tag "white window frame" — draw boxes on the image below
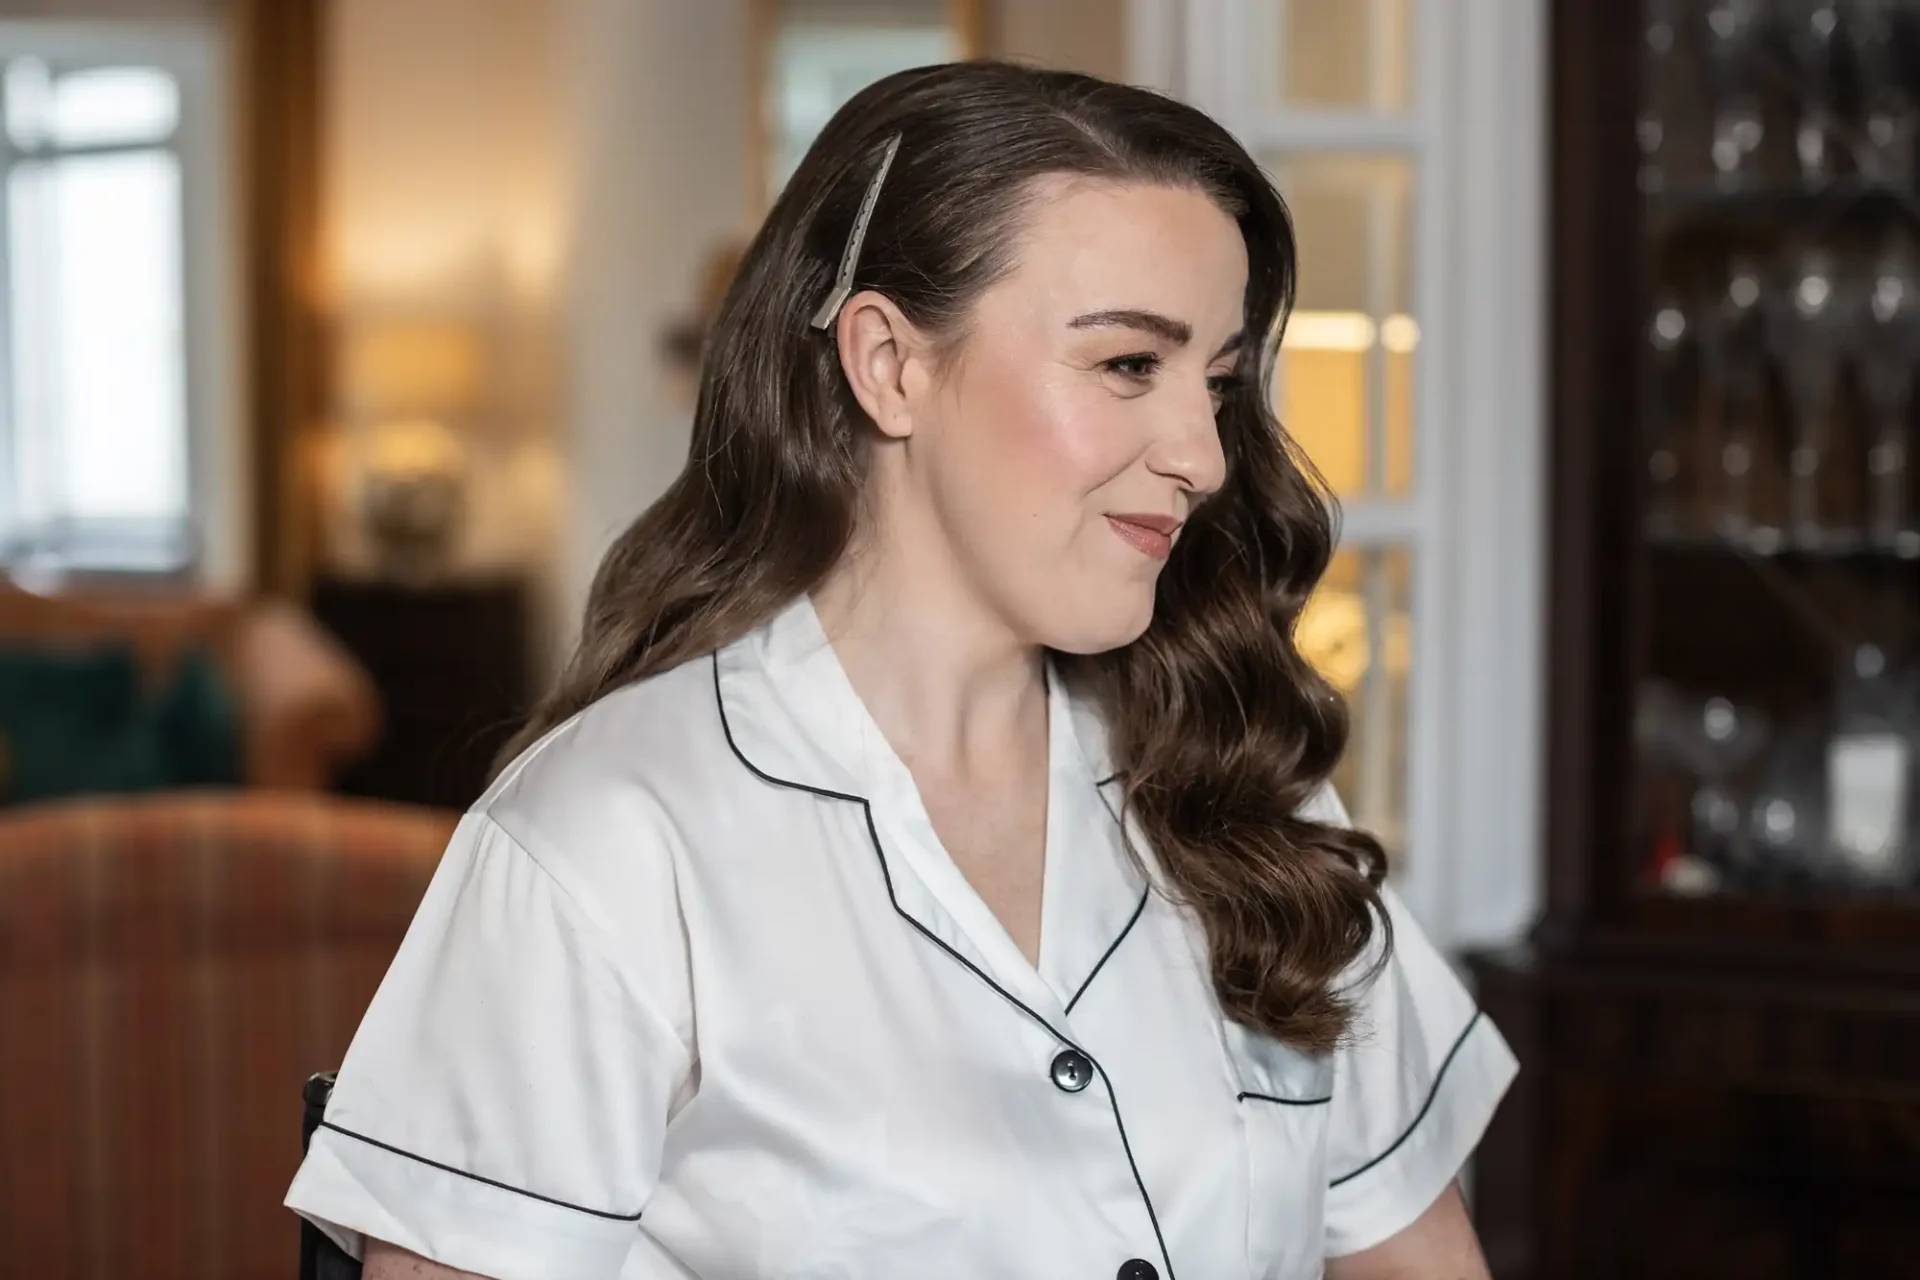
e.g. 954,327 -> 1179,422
1127,0 -> 1547,951
0,18 -> 242,591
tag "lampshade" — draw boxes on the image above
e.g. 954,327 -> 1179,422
341,319 -> 483,420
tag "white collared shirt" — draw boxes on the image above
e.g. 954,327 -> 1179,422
287,595 -> 1516,1280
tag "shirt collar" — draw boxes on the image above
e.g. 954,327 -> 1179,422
714,592 -> 879,801
713,595 -> 1150,1015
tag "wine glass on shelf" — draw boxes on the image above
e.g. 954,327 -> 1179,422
1645,292 -> 1698,537
1749,708 -> 1827,888
1767,246 -> 1847,550
1640,0 -> 1688,192
1855,236 -> 1920,556
1704,0 -> 1771,190
1784,0 -> 1844,183
1638,683 -> 1710,892
1672,691 -> 1773,883
1750,644 -> 1920,892
1707,257 -> 1771,544
1844,0 -> 1917,185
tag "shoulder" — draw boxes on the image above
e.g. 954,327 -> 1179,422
1296,779 -> 1352,828
467,653 -> 736,932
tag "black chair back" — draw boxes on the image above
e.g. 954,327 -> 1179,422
299,1073 -> 366,1280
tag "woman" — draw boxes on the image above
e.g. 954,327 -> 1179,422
287,61 -> 1516,1280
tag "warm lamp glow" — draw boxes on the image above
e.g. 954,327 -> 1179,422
342,320 -> 483,420
365,417 -> 464,478
1279,309 -> 1420,497
1283,309 -> 1421,353
1297,583 -> 1413,692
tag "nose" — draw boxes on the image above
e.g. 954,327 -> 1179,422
1145,381 -> 1228,497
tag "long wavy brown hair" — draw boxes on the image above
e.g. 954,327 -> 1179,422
500,61 -> 1388,1053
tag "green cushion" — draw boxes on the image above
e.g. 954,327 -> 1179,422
0,643 -> 242,805
0,643 -> 139,733
153,646 -> 243,788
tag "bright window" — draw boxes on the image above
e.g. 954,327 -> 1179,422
0,25 -> 225,581
1140,0 -> 1547,948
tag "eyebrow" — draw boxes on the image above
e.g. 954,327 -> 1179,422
1068,308 -> 1245,358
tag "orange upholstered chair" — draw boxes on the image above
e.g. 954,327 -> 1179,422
0,791 -> 455,1279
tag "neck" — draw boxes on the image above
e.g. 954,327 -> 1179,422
811,497 -> 1047,780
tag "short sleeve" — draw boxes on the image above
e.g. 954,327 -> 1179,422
1303,786 -> 1520,1257
284,809 -> 694,1280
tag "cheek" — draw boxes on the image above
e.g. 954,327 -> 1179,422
929,366 -> 1162,649
963,371 -> 1134,515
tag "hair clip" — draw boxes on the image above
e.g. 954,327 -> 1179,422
809,132 -> 904,331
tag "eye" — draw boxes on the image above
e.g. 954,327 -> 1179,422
1207,371 -> 1245,411
1102,352 -> 1162,381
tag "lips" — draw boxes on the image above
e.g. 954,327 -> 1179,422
1107,513 -> 1181,560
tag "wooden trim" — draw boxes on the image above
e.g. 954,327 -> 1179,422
229,0 -> 330,598
949,0 -> 991,57
1539,0 -> 1642,942
746,1 -> 994,215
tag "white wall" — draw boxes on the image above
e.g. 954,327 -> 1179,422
328,0 -> 568,311
557,0 -> 750,650
327,0 -> 573,659
998,0 -> 1127,81
327,0 -> 754,664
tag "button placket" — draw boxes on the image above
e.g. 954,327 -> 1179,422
1043,1050 -> 1164,1277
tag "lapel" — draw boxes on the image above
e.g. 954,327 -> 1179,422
1040,678 -> 1153,1017
713,596 -> 1152,1021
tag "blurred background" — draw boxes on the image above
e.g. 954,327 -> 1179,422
0,0 -> 1916,1277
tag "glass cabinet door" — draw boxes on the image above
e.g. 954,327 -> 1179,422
1631,0 -> 1920,903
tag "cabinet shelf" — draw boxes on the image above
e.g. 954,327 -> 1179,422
1643,178 -> 1919,218
1643,529 -> 1920,564
1643,527 -> 1920,565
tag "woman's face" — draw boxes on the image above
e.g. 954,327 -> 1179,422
895,177 -> 1247,655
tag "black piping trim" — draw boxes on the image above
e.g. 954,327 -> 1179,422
1327,1010 -> 1486,1190
1065,885 -> 1148,1015
316,1121 -> 645,1222
710,653 -> 1177,1280
1069,767 -> 1148,1017
1237,1090 -> 1333,1106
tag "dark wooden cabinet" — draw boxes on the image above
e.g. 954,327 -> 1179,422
1469,2 -> 1920,1276
311,575 -> 535,811
1472,946 -> 1920,1279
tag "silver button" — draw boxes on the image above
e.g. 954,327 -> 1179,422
1049,1048 -> 1094,1093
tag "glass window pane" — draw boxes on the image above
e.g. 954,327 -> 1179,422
770,20 -> 956,196
1282,337 -> 1367,492
1268,152 -> 1417,497
4,57 -> 53,150
4,60 -> 178,149
7,149 -> 188,536
1297,545 -> 1413,866
53,66 -> 180,148
1272,0 -> 1414,112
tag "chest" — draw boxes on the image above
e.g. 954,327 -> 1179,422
915,768 -> 1049,960
645,795 -> 1337,1280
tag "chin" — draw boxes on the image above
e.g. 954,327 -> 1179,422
1033,586 -> 1158,656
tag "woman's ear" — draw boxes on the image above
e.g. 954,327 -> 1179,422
834,290 -> 927,441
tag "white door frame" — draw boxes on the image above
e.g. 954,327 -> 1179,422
1127,0 -> 1548,951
